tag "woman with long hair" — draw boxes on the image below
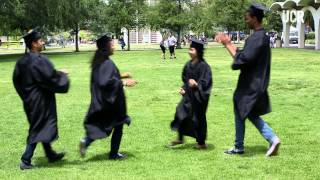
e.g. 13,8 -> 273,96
80,35 -> 137,160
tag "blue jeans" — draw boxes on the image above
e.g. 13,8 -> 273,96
234,112 -> 277,150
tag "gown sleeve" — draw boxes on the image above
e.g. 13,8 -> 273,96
98,60 -> 123,104
194,63 -> 212,103
31,56 -> 69,93
232,33 -> 265,70
181,62 -> 188,91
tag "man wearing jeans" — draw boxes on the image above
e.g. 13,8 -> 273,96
215,3 -> 280,156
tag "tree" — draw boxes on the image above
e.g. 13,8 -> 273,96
147,0 -> 192,49
60,0 -> 91,52
0,0 -> 25,46
187,0 -> 219,38
210,0 -> 248,34
85,0 -> 110,35
264,11 -> 282,33
105,0 -> 147,51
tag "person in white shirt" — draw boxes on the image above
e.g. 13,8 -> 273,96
270,35 -> 275,48
168,34 -> 177,59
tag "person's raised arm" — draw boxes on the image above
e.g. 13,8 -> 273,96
215,32 -> 237,58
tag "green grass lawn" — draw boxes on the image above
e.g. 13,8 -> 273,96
0,43 -> 174,55
0,46 -> 320,179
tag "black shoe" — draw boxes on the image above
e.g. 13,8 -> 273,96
48,152 -> 65,163
109,153 -> 126,160
20,161 -> 34,170
194,143 -> 208,150
224,148 -> 244,155
169,140 -> 184,147
79,139 -> 87,157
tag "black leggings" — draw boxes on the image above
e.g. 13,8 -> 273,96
160,45 -> 166,53
21,143 -> 57,164
169,46 -> 175,54
85,124 -> 124,155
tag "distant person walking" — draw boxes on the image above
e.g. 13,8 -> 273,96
160,38 -> 168,60
168,33 -> 177,59
119,36 -> 126,51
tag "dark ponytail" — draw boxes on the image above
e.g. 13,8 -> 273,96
91,49 -> 110,69
91,35 -> 112,69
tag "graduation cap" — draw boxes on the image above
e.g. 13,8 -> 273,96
190,38 -> 205,60
96,34 -> 112,50
190,38 -> 205,51
22,28 -> 42,47
248,3 -> 269,17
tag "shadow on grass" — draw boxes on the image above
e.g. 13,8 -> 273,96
30,151 -> 136,169
240,145 -> 267,157
33,157 -> 82,169
165,143 -> 215,151
0,50 -> 95,63
85,151 -> 136,162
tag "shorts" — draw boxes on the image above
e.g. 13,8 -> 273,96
169,46 -> 175,54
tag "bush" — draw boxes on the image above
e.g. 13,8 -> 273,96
306,32 -> 315,40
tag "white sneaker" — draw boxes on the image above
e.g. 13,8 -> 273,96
266,137 -> 281,157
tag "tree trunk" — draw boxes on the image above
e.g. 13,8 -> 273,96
7,36 -> 9,48
176,26 -> 182,49
176,0 -> 182,49
127,28 -> 130,51
75,27 -> 80,52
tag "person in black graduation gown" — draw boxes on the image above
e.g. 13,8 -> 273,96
170,38 -> 212,149
79,35 -> 137,160
13,29 -> 70,170
215,3 -> 281,156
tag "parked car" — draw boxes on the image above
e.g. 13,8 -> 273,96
230,32 -> 246,41
289,31 -> 298,44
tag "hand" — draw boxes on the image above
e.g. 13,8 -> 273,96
179,88 -> 186,95
59,69 -> 69,75
188,79 -> 198,88
215,32 -> 231,45
121,72 -> 131,78
124,79 -> 137,87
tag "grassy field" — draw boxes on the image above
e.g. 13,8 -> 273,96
0,43 -> 170,55
0,46 -> 320,179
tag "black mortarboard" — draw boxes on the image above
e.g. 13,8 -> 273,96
96,34 -> 112,50
190,38 -> 205,60
190,38 -> 204,51
248,3 -> 269,17
22,28 -> 42,47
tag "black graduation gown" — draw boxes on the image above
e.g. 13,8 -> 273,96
13,52 -> 70,144
84,59 -> 131,140
171,60 -> 212,139
232,28 -> 271,120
